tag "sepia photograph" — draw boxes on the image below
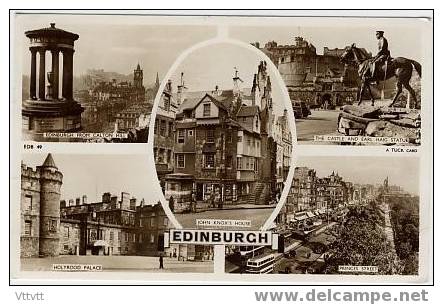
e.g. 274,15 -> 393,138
17,15 -> 217,142
225,156 -> 420,275
9,11 -> 432,286
19,153 -> 213,273
151,42 -> 295,230
231,25 -> 423,145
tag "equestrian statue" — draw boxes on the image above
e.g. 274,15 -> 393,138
340,31 -> 421,108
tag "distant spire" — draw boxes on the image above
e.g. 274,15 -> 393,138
42,153 -> 57,168
155,72 -> 160,86
136,63 -> 141,70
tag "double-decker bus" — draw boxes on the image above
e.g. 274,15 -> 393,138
245,250 -> 275,274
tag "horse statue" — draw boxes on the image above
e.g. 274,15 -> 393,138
340,43 -> 421,108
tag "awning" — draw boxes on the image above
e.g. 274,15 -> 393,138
93,240 -> 108,247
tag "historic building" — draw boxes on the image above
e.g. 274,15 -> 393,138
22,23 -> 84,141
253,37 -> 367,109
162,61 -> 291,211
21,154 -> 171,258
79,63 -> 148,136
21,154 -> 63,257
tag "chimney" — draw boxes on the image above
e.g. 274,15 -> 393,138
68,199 -> 74,207
130,198 -> 137,210
82,195 -> 88,204
121,192 -> 130,210
110,195 -> 118,209
75,198 -> 81,206
60,200 -> 66,208
102,192 -> 111,203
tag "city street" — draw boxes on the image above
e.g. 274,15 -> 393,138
21,255 -> 213,273
295,110 -> 340,143
176,206 -> 275,230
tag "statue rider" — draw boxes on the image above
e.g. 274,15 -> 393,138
370,30 -> 390,79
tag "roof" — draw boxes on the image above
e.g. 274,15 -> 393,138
237,105 -> 259,117
42,153 -> 57,168
25,23 -> 79,41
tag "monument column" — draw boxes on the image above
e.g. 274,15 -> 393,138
62,49 -> 74,100
30,48 -> 37,100
51,49 -> 59,99
38,49 -> 46,100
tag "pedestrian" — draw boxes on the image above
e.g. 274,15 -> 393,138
159,254 -> 164,269
210,192 -> 215,208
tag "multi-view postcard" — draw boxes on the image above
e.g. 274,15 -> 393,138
10,11 -> 433,284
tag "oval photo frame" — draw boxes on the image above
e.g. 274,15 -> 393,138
147,37 -> 297,231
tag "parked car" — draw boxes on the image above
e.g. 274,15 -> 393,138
299,101 -> 311,117
292,101 -> 304,119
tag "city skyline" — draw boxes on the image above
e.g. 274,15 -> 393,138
18,15 -> 217,84
297,156 -> 419,195
22,154 -> 160,205
230,24 -> 424,62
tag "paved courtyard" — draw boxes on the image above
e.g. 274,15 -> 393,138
296,110 -> 340,143
21,255 -> 213,273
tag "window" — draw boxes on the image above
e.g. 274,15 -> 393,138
163,218 -> 168,226
150,217 -> 155,227
242,117 -> 247,122
118,232 -> 121,241
237,135 -> 242,143
24,195 -> 32,211
237,157 -> 242,169
150,233 -> 155,243
168,122 -> 173,136
188,130 -> 194,137
206,129 -> 215,143
63,226 -> 69,239
176,154 -> 185,168
177,129 -> 185,143
154,119 -> 158,135
255,117 -> 259,129
110,231 -> 114,241
203,103 -> 211,117
226,155 -> 232,169
160,120 -> 166,136
49,219 -> 57,232
204,154 -> 215,168
63,245 -> 69,251
24,220 -> 31,236
226,131 -> 232,143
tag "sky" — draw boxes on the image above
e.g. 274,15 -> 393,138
230,24 -> 424,62
17,14 -> 217,85
297,156 -> 419,195
22,153 -> 159,205
169,43 -> 288,115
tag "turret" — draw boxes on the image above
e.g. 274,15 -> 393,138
37,153 -> 63,257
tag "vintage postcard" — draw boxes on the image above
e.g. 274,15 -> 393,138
10,11 -> 433,285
